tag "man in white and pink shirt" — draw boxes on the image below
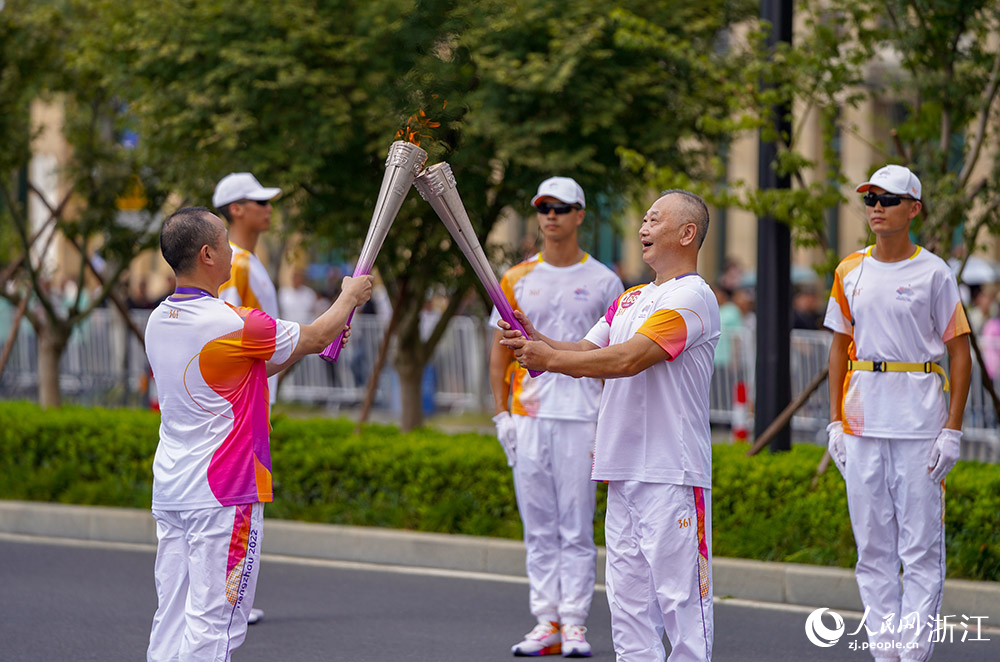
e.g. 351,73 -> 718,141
501,190 -> 720,662
145,207 -> 371,661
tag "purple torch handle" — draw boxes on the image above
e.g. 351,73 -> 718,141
486,283 -> 542,378
318,266 -> 368,363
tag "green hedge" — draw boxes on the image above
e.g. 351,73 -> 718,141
0,401 -> 997,581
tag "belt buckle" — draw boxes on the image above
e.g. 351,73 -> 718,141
872,361 -> 885,372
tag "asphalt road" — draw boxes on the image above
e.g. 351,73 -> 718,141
1,536 -> 995,661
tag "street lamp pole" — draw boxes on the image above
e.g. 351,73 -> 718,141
755,0 -> 794,452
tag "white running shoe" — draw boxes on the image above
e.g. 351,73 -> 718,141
512,621 -> 562,656
560,624 -> 592,657
247,608 -> 264,625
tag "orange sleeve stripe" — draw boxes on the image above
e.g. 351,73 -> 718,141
830,251 -> 865,330
943,301 -> 971,341
636,308 -> 687,360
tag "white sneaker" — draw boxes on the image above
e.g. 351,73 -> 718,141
561,624 -> 592,657
247,608 -> 264,625
512,621 -> 562,656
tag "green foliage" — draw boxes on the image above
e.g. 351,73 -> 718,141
0,401 -> 157,508
628,0 -> 1000,269
103,0 -> 758,428
0,0 -> 169,405
713,444 -> 856,567
2,402 -> 999,580
267,417 -> 524,538
942,460 -> 1000,582
712,444 -> 1000,581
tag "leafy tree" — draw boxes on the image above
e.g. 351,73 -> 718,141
0,0 -> 165,406
628,0 -> 1000,420
632,0 -> 1000,272
109,0 -> 753,429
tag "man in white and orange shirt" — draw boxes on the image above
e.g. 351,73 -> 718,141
489,177 -> 623,657
825,164 -> 971,662
145,207 -> 371,661
213,172 -> 282,410
501,190 -> 719,662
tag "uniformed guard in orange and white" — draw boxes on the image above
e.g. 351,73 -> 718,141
825,164 -> 972,661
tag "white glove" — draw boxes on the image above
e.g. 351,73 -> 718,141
928,428 -> 962,482
492,412 -> 517,467
826,421 -> 846,477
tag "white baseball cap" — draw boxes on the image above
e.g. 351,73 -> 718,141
855,164 -> 921,201
212,172 -> 282,208
531,176 -> 586,209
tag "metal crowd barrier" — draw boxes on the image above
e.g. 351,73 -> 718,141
712,328 -> 1000,462
1,309 -> 997,461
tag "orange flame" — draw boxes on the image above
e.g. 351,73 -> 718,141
394,97 -> 447,147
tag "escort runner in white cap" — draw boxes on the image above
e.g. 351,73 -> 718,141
500,189 -> 720,662
825,163 -> 971,661
212,171 -> 283,626
492,176 -> 623,657
530,176 -> 587,209
854,163 -> 922,201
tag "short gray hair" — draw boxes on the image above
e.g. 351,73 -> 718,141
660,189 -> 710,248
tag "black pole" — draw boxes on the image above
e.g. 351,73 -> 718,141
756,0 -> 793,452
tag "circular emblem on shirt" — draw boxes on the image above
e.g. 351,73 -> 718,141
620,289 -> 642,309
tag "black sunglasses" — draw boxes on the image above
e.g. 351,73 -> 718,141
863,192 -> 916,207
237,199 -> 271,206
535,203 -> 579,215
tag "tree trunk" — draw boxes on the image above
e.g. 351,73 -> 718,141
37,324 -> 70,408
395,349 -> 425,432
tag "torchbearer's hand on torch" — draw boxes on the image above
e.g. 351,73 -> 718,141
499,334 -> 554,374
498,312 -> 553,371
496,310 -> 538,343
510,310 -> 537,341
341,275 -> 374,310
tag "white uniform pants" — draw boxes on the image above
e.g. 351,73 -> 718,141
844,435 -> 945,662
148,503 -> 264,662
512,416 -> 598,625
605,481 -> 713,662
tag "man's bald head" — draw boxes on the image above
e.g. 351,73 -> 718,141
160,207 -> 224,275
660,189 -> 710,248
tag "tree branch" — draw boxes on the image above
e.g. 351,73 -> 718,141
890,129 -> 910,164
0,294 -> 29,379
958,47 -> 1000,187
62,233 -> 146,346
423,280 -> 473,358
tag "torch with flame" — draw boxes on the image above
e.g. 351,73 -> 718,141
319,104 -> 443,362
413,163 -> 543,377
319,140 -> 428,362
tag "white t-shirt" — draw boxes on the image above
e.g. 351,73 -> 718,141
145,292 -> 300,510
490,253 -> 624,421
220,244 -> 281,402
824,246 -> 970,439
585,274 -> 720,487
